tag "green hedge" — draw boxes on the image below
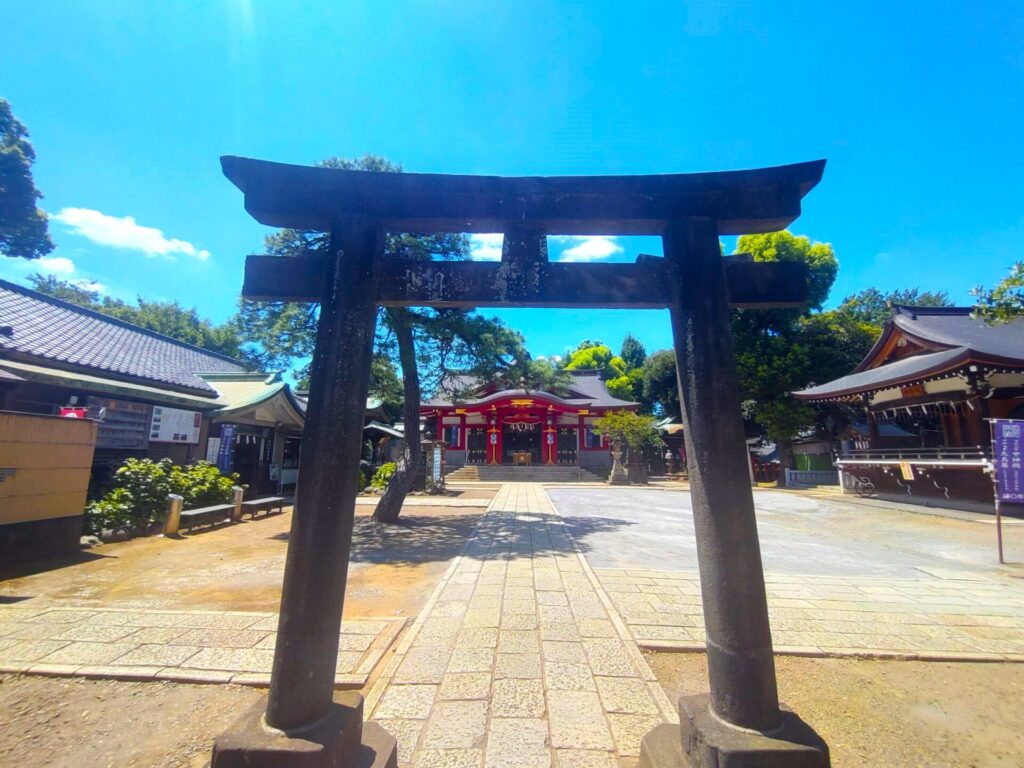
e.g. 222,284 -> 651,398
86,458 -> 242,535
370,462 -> 397,489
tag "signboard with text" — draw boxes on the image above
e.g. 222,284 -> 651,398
149,406 -> 202,444
992,419 -> 1024,503
217,424 -> 236,473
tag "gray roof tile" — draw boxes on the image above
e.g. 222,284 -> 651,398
0,280 -> 244,395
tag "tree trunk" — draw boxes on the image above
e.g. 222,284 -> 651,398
775,441 -> 794,487
372,309 -> 420,524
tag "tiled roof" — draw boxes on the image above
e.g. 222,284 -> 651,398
424,370 -> 637,409
0,279 -> 245,396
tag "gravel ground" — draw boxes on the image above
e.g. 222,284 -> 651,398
647,652 -> 1024,768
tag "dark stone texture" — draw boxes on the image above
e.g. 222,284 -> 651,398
264,220 -> 384,731
211,692 -> 397,768
0,515 -> 83,566
221,155 -> 825,235
242,254 -> 808,309
664,218 -> 780,732
638,694 -> 829,768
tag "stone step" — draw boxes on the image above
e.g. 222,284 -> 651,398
445,465 -> 606,483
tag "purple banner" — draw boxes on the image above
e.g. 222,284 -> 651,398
993,419 -> 1024,503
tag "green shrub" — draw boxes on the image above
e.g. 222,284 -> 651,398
84,458 -> 242,535
370,462 -> 397,488
357,469 -> 368,492
84,487 -> 134,535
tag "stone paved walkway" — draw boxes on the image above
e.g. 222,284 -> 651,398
0,605 -> 403,687
599,568 -> 1024,661
366,483 -> 676,768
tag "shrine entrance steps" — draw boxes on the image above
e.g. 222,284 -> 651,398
446,465 -> 605,483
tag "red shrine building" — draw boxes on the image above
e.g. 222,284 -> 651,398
422,370 -> 638,473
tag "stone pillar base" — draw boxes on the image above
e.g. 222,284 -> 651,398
639,694 -> 829,768
211,692 -> 397,768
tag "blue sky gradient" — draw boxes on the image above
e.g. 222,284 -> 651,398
2,1 -> 1022,359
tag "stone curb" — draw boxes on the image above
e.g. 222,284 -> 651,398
635,639 -> 1024,663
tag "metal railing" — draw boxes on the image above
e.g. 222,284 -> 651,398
838,446 -> 991,462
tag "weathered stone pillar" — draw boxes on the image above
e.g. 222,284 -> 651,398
640,218 -> 828,767
212,218 -> 397,768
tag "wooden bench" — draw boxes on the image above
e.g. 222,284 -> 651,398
241,496 -> 287,519
179,503 -> 235,531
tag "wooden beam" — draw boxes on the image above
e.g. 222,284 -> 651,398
241,255 -> 807,309
221,156 -> 826,236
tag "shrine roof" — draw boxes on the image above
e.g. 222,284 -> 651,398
423,370 -> 637,409
794,306 -> 1024,402
221,156 -> 826,236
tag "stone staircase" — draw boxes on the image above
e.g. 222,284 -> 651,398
445,464 -> 606,483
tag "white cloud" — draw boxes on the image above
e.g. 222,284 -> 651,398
554,235 -> 623,263
469,233 -> 503,261
37,256 -> 76,275
53,208 -> 211,261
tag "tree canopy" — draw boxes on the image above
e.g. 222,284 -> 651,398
972,262 -> 1024,324
0,99 -> 53,260
834,287 -> 952,329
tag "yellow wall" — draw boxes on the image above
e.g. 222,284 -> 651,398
0,412 -> 97,525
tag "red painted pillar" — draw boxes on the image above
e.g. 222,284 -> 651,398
435,410 -> 443,444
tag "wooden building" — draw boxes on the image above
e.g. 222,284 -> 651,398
0,279 -> 305,495
794,305 -> 1024,511
422,370 -> 637,474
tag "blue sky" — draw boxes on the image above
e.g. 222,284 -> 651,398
1,1 -> 1022,361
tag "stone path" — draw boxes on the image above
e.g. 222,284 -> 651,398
366,483 -> 676,768
599,568 -> 1024,661
0,605 -> 404,687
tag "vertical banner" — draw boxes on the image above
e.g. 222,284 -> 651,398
217,424 -> 236,474
992,419 -> 1024,502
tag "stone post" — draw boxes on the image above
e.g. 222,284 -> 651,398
211,218 -> 397,768
163,494 -> 183,536
230,485 -> 244,521
608,441 -> 629,485
639,218 -> 828,767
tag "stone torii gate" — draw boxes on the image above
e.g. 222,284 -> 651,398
211,157 -> 831,768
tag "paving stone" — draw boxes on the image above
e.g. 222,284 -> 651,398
555,750 -> 618,768
0,623 -> 55,641
541,641 -> 587,663
540,623 -> 581,642
499,614 -> 538,630
338,632 -> 376,652
447,647 -> 494,674
421,700 -> 488,749
503,599 -> 537,615
110,643 -> 201,667
494,652 -> 542,679
395,646 -> 454,683
439,672 -> 491,701
51,623 -> 137,643
38,643 -> 138,667
25,609 -> 97,624
335,651 -> 365,672
491,678 -> 546,718
455,627 -> 498,649
544,661 -> 596,691
171,628 -> 268,648
538,606 -> 574,624
462,609 -> 501,629
181,647 -> 276,672
537,591 -> 569,606
414,748 -> 484,768
375,684 -> 438,719
547,690 -> 613,750
583,640 -> 637,677
576,619 -> 616,638
374,718 -> 425,764
497,630 -> 540,654
484,718 -> 550,767
606,713 -> 662,757
122,626 -> 190,644
594,676 -> 660,714
4,639 -> 70,662
170,613 -> 261,630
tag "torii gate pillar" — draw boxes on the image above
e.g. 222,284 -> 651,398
211,156 -> 832,768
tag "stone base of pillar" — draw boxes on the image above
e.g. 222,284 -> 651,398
639,694 -> 829,768
211,692 -> 397,768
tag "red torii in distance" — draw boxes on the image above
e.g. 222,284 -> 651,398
212,157 -> 831,768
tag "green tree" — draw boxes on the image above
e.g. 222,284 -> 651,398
563,342 -> 628,379
972,262 -> 1024,324
641,349 -> 680,419
593,410 -> 661,482
0,99 -> 53,260
620,333 -> 647,370
731,231 -> 840,481
28,274 -> 247,360
834,287 -> 952,329
236,155 -> 523,523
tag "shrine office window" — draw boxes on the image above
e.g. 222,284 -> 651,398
444,425 -> 460,448
584,425 -> 603,449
